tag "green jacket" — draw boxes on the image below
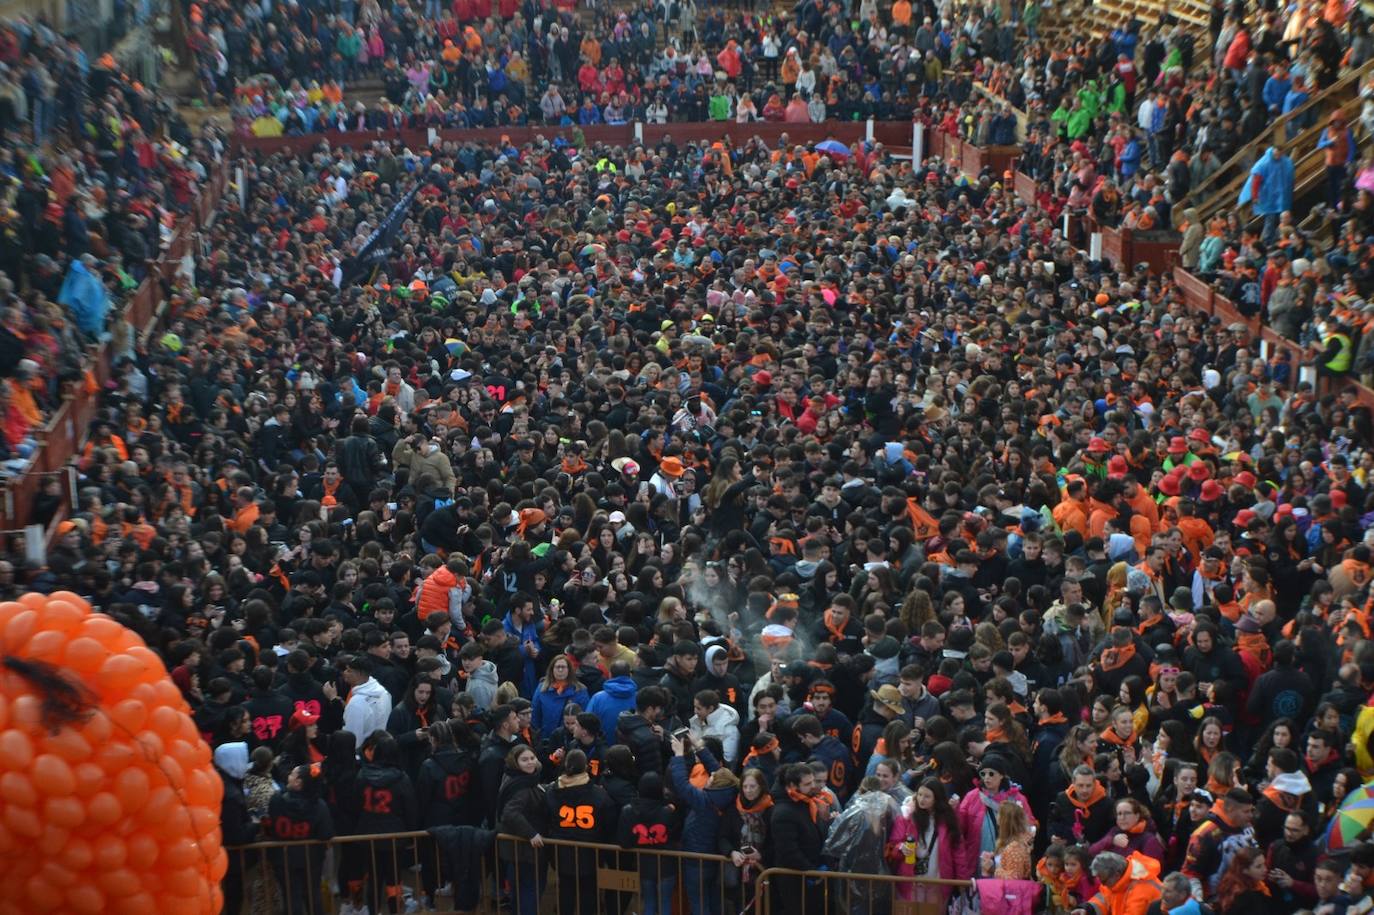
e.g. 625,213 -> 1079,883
709,93 -> 732,121
1067,107 -> 1093,139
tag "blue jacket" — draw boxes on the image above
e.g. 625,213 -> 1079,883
1238,147 -> 1294,215
1120,138 -> 1141,178
808,734 -> 857,801
587,676 -> 638,738
1261,75 -> 1290,110
668,749 -> 737,852
531,682 -> 591,742
502,612 -> 542,698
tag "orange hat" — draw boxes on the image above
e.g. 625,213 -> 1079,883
659,457 -> 685,478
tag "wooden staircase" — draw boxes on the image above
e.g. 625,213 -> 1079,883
1187,59 -> 1373,225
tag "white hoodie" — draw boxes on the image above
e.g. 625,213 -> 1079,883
343,676 -> 393,741
689,703 -> 741,763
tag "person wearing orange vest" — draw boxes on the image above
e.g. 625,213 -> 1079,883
1082,850 -> 1162,915
414,558 -> 470,623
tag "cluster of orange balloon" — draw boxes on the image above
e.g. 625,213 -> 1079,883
0,591 -> 225,914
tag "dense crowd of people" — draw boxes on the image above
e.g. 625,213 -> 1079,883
13,104 -> 1370,915
9,2 -> 1374,915
0,18 -> 225,482
210,0 -> 1011,135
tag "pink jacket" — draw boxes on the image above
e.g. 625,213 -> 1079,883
953,785 -> 1036,880
887,813 -> 959,902
976,878 -> 1043,915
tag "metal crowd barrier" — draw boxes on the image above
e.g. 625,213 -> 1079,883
753,866 -> 972,915
226,831 -> 474,915
491,832 -> 734,915
226,832 -> 972,915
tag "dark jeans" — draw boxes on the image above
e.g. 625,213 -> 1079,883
683,859 -> 723,915
509,857 -> 547,915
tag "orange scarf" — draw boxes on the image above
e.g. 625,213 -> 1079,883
737,793 -> 774,816
1100,642 -> 1137,671
823,609 -> 850,643
1101,726 -> 1137,748
987,725 -> 1009,744
322,478 -> 340,507
1037,858 -> 1075,908
1038,712 -> 1068,726
787,787 -> 827,822
1063,780 -> 1107,811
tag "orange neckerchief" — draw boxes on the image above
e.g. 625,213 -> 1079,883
1101,726 -> 1137,748
743,736 -> 779,769
787,786 -> 826,822
1100,642 -> 1137,671
1037,858 -> 1075,908
737,792 -> 775,815
1038,712 -> 1068,726
1064,780 -> 1107,811
823,609 -> 850,643
987,725 -> 1009,744
1135,612 -> 1165,637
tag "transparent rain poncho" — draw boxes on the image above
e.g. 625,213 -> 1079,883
821,789 -> 901,915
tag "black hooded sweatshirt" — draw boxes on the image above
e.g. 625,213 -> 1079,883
417,746 -> 481,827
348,761 -> 418,834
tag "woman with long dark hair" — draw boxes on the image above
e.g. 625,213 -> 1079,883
888,776 -> 960,906
387,674 -> 447,780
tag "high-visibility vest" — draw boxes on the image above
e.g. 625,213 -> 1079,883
1324,332 -> 1353,372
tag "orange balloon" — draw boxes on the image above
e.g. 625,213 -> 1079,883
0,593 -> 222,915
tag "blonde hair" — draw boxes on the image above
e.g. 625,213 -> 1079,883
995,800 -> 1029,851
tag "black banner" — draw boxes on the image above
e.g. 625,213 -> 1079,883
341,182 -> 420,287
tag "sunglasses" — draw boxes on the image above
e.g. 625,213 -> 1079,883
979,769 -> 999,779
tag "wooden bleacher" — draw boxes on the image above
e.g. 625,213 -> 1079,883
1187,59 -> 1373,225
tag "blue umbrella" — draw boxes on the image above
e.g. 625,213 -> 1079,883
816,139 -> 851,157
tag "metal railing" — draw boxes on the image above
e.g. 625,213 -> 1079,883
227,831 -> 476,915
753,866 -> 972,915
491,832 -> 735,915
226,831 -> 975,915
